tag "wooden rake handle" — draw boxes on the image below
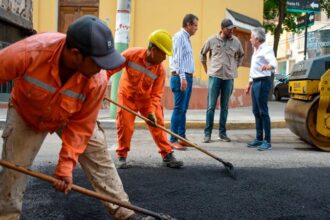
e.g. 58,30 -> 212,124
104,97 -> 225,162
0,159 -> 171,219
105,97 -> 236,180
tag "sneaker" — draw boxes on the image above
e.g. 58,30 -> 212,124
258,141 -> 272,151
127,213 -> 156,220
162,153 -> 183,168
117,157 -> 129,169
203,136 -> 211,143
218,134 -> 231,142
247,139 -> 263,148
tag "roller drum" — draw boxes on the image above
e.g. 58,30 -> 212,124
285,97 -> 330,151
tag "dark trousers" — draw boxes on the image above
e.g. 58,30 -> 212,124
169,74 -> 193,142
251,77 -> 272,143
204,76 -> 233,137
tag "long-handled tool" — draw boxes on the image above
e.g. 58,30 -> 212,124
0,159 -> 175,220
104,97 -> 236,179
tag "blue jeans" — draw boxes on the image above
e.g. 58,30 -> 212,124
204,76 -> 233,137
251,77 -> 272,143
170,74 -> 193,142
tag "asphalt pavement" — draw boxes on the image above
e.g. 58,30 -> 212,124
11,128 -> 330,220
3,99 -> 316,220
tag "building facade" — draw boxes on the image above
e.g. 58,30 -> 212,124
31,0 -> 263,109
275,11 -> 330,76
0,0 -> 34,103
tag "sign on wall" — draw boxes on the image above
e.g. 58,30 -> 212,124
307,30 -> 330,58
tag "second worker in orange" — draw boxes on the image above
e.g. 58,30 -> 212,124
107,30 -> 184,169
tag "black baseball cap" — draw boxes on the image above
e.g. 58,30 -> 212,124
221,18 -> 235,29
66,15 -> 125,70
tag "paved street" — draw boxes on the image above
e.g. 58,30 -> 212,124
1,127 -> 330,220
2,0 -> 330,220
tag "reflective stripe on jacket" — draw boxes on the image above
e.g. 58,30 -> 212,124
0,32 -> 108,177
108,47 -> 165,113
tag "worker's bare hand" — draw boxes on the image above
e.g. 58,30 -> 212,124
180,79 -> 187,91
53,175 -> 73,195
147,112 -> 157,127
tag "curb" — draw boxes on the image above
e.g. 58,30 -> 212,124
0,119 -> 287,130
132,119 -> 287,129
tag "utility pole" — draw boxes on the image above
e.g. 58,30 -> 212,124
304,12 -> 309,60
109,0 -> 131,118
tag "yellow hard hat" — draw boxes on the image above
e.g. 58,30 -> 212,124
148,29 -> 173,56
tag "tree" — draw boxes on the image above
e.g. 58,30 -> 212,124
264,0 -> 330,57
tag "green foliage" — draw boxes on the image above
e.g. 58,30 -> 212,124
264,0 -> 278,21
264,0 -> 330,34
264,0 -> 330,56
320,0 -> 330,16
264,0 -> 301,34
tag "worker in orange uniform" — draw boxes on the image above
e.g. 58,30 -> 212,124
108,30 -> 184,169
0,16 -> 151,220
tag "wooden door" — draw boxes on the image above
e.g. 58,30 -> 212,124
58,0 -> 99,33
235,29 -> 253,68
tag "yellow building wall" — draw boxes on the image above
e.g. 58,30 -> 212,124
32,0 -> 263,91
98,0 -> 117,33
32,0 -> 117,32
32,0 -> 57,32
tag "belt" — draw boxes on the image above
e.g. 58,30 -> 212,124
171,71 -> 193,77
253,76 -> 271,82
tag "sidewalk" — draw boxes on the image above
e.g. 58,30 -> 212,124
0,101 -> 287,129
98,101 -> 287,129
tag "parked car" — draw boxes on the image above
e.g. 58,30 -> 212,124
273,74 -> 289,101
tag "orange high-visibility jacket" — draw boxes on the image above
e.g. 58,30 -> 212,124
0,33 -> 108,177
108,48 -> 166,113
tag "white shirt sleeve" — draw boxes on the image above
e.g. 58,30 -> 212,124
264,47 -> 277,70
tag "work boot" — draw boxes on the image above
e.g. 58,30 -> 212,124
218,134 -> 231,142
117,157 -> 129,169
0,213 -> 20,220
127,213 -> 156,220
162,153 -> 183,168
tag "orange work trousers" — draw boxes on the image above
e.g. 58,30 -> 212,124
116,93 -> 172,159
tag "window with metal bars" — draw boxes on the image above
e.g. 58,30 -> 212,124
0,41 -> 14,102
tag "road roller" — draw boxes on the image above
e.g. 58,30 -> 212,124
285,54 -> 330,151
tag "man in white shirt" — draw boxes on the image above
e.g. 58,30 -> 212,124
245,27 -> 277,151
169,14 -> 199,150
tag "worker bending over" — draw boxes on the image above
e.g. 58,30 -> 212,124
0,15 -> 151,220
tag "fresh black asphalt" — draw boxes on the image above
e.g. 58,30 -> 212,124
21,164 -> 330,220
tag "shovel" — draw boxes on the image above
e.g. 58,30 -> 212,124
104,97 -> 236,179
